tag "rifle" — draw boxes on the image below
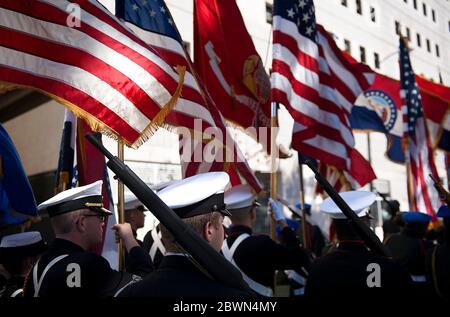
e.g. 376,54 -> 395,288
85,133 -> 253,294
430,173 -> 450,205
301,156 -> 390,257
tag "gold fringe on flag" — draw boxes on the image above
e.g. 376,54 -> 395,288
0,66 -> 186,149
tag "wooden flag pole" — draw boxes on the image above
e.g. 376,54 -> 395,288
406,159 -> 415,210
270,102 -> 278,241
298,163 -> 309,249
269,102 -> 278,296
117,141 -> 125,271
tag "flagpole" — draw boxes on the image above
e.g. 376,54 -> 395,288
406,158 -> 415,210
117,141 -> 125,271
270,102 -> 278,241
298,163 -> 309,249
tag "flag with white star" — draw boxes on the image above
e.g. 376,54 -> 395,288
116,0 -> 181,43
399,37 -> 439,217
271,0 -> 376,188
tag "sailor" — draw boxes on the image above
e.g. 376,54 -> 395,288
305,191 -> 413,296
384,210 -> 433,295
124,196 -> 146,245
141,181 -> 176,268
425,205 -> 450,297
0,231 -> 46,297
221,184 -> 311,297
22,180 -> 153,297
119,172 -> 253,297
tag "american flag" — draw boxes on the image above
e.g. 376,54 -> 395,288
116,0 -> 262,192
399,38 -> 439,217
0,0 -> 188,147
271,0 -> 375,187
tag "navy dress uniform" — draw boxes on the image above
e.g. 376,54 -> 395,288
22,181 -> 153,297
142,224 -> 165,268
0,231 -> 46,297
305,191 -> 413,296
221,185 -> 311,297
120,172 -> 253,297
123,196 -> 146,271
384,211 -> 433,294
425,205 -> 450,297
141,182 -> 172,268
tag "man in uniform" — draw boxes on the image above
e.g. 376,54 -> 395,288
426,205 -> 450,297
221,184 -> 311,297
23,180 -> 153,297
120,172 -> 253,297
305,191 -> 413,296
0,231 -> 46,297
124,196 -> 146,245
384,210 -> 433,294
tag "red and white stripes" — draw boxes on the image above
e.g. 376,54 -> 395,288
0,0 -> 183,146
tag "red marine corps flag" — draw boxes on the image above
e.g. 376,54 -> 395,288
194,0 -> 271,146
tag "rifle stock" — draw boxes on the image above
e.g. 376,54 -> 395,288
85,133 -> 253,294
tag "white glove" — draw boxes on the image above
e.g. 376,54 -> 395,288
269,198 -> 285,221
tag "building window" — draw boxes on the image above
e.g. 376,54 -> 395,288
395,21 -> 401,35
416,33 -> 421,47
374,52 -> 380,69
435,44 -> 440,57
360,46 -> 366,63
341,0 -> 347,6
426,39 -> 431,52
370,7 -> 376,22
413,0 -> 417,10
432,9 -> 436,22
356,0 -> 362,15
266,2 -> 273,24
406,27 -> 411,41
344,39 -> 351,54
422,3 -> 427,16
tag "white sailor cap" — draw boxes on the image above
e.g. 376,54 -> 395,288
124,195 -> 147,212
38,180 -> 112,217
157,172 -> 231,218
0,231 -> 47,259
224,184 -> 260,211
149,180 -> 178,192
320,191 -> 376,219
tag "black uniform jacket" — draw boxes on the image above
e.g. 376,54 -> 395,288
426,242 -> 450,297
224,225 -> 311,288
0,276 -> 25,297
23,238 -> 153,297
305,241 -> 414,296
119,254 -> 254,298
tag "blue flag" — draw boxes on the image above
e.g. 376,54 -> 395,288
0,124 -> 37,227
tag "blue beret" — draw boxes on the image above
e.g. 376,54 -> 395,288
402,211 -> 432,224
437,205 -> 450,218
